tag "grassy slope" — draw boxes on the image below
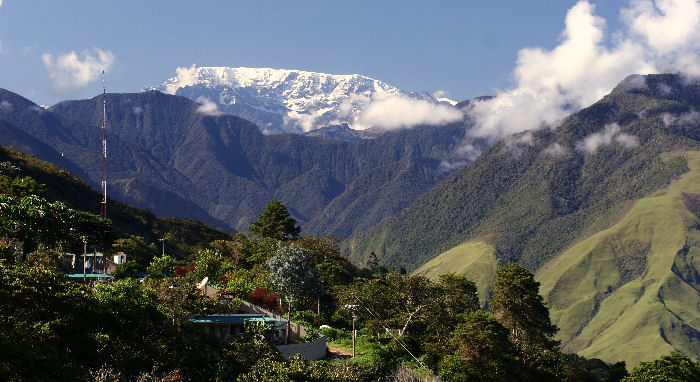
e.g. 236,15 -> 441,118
413,240 -> 498,306
537,151 -> 700,366
416,152 -> 700,366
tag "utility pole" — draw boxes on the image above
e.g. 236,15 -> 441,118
158,238 -> 166,257
345,304 -> 358,358
81,236 -> 88,282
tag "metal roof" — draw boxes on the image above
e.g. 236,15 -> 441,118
189,314 -> 287,327
65,273 -> 111,278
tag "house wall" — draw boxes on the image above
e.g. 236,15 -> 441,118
276,336 -> 327,361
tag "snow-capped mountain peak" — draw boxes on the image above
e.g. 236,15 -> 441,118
148,66 -> 446,134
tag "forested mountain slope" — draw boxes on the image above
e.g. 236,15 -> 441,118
346,74 -> 700,365
0,145 -> 233,258
0,89 -> 478,237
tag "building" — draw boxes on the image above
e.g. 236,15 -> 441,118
189,313 -> 288,343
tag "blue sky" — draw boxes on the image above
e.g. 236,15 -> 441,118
0,0 -> 625,105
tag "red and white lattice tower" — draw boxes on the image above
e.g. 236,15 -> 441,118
101,71 -> 107,219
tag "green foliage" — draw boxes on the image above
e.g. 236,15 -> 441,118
623,352 -> 700,382
194,248 -> 225,281
0,145 -> 235,268
267,245 -> 321,306
147,254 -> 175,277
0,193 -> 110,258
0,174 -> 45,197
492,263 -> 560,377
112,260 -> 140,279
439,310 -> 519,381
0,263 -> 101,381
250,200 -> 301,241
111,235 -> 157,266
239,354 -> 378,382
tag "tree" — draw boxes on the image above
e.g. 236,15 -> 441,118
366,251 -> 379,271
0,194 -> 73,258
491,263 -> 561,378
0,263 -> 102,381
249,200 -> 300,241
622,352 -> 700,382
113,260 -> 140,279
194,248 -> 225,281
422,274 -> 480,366
439,311 -> 519,382
147,254 -> 176,278
267,245 -> 320,343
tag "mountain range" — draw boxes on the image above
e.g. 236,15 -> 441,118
1,69 -> 698,367
344,73 -> 700,366
0,88 -> 478,237
148,66 -> 449,134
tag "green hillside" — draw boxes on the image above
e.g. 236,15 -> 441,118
346,74 -> 699,272
345,74 -> 700,365
537,150 -> 700,366
413,240 -> 498,305
417,151 -> 700,366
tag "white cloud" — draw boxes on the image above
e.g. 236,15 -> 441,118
0,100 -> 12,112
42,48 -> 115,94
575,123 -> 639,153
165,64 -> 199,95
132,106 -> 143,115
663,110 -> 700,126
543,143 -> 570,157
196,96 -> 223,116
352,94 -> 463,131
460,0 -> 700,157
30,105 -> 46,115
433,90 -> 450,99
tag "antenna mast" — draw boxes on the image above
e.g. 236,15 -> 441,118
101,71 -> 107,219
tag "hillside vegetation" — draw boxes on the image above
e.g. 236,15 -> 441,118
0,145 -> 233,259
346,74 -> 699,271
345,74 -> 700,365
537,150 -> 700,366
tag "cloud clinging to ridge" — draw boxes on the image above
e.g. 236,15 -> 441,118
456,0 -> 700,162
42,48 -> 114,94
196,96 -> 223,116
352,94 -> 463,131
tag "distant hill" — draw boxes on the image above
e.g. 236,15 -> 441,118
0,89 -> 479,237
345,74 -> 700,365
0,145 -> 234,258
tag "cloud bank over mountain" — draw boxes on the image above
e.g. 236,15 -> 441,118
460,0 -> 700,159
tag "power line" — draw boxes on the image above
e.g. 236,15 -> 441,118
352,294 -> 428,370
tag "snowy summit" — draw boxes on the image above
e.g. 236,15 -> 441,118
148,66 -> 449,134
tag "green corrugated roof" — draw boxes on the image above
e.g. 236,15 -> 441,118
189,314 -> 287,327
65,273 -> 111,278
189,314 -> 265,324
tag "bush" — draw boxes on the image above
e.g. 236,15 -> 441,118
320,327 -> 350,342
